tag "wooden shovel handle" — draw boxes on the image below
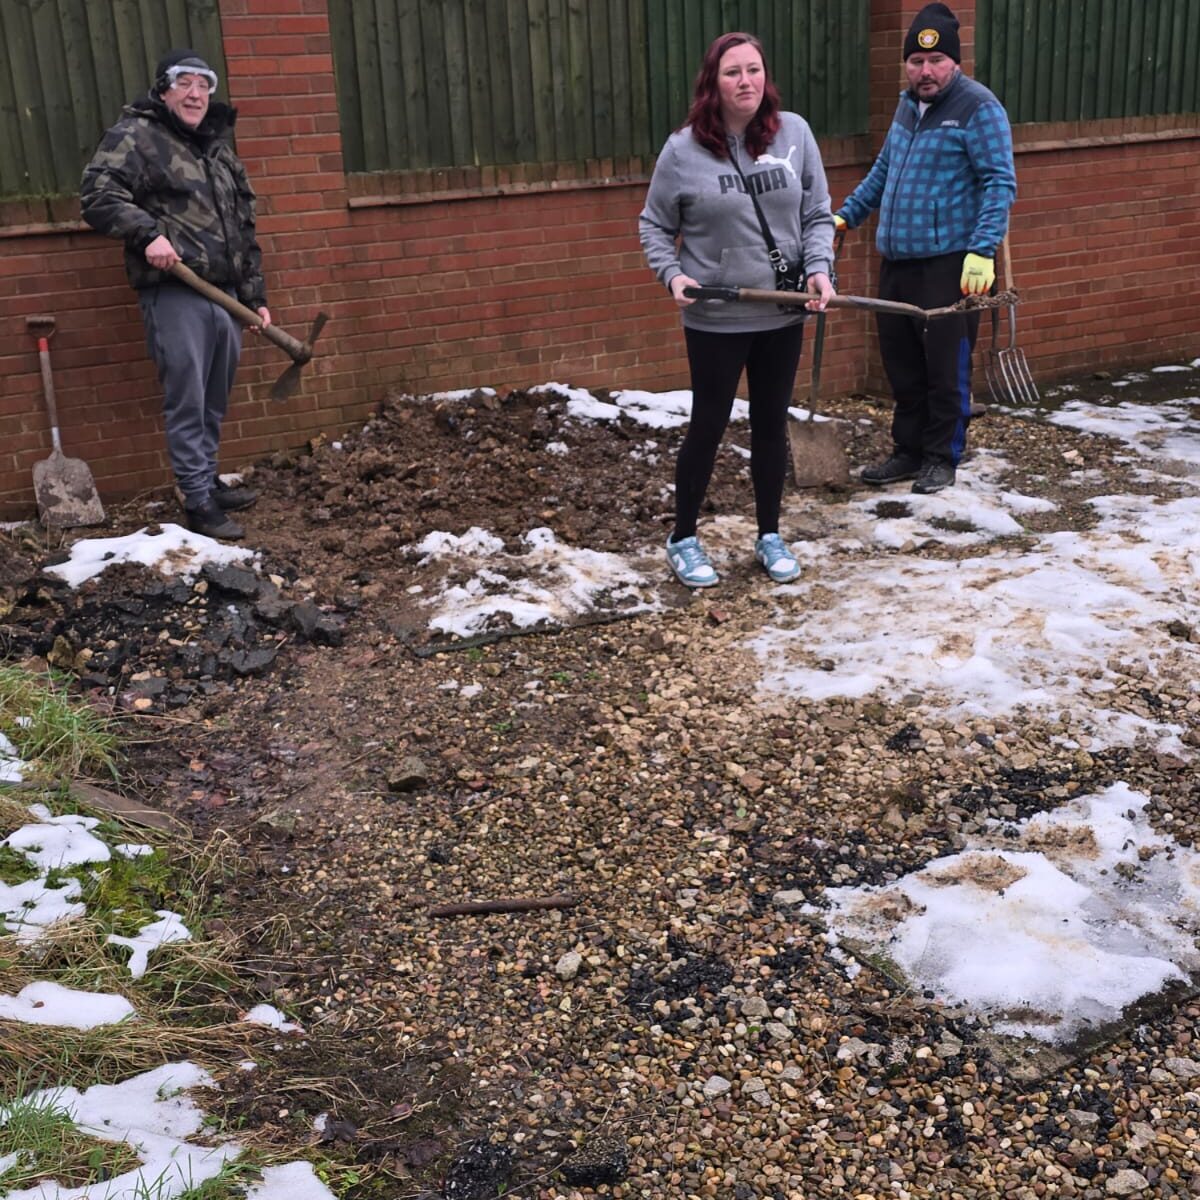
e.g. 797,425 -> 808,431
168,262 -> 307,362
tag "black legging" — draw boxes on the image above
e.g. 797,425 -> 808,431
673,323 -> 805,541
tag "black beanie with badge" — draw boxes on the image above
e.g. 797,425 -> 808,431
903,3 -> 961,62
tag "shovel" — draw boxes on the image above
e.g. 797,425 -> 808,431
167,263 -> 328,401
27,315 -> 106,528
789,233 -> 849,488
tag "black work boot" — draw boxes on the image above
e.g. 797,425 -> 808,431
911,459 -> 957,494
861,451 -> 921,486
185,498 -> 245,540
212,477 -> 258,511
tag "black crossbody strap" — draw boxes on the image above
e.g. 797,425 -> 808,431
730,152 -> 789,277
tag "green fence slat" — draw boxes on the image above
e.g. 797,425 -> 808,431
328,0 -> 362,170
371,0 -> 402,170
627,0 -> 651,156
526,0 -> 555,162
565,0 -> 593,159
420,1 -> 453,167
463,0 -> 495,165
0,8 -> 26,195
587,0 -> 612,158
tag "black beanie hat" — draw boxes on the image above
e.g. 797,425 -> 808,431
154,49 -> 213,93
903,3 -> 961,62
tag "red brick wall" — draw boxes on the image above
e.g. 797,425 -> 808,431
1,0 -> 1198,518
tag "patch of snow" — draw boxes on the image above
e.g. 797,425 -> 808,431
0,731 -> 24,783
545,441 -> 569,456
115,843 -> 154,859
45,525 -> 255,588
3,809 -> 110,870
748,486 -> 1200,756
417,526 -> 660,638
1046,398 -> 1200,470
107,912 -> 192,979
0,981 -> 135,1029
244,1160 -> 336,1199
0,1062 -> 240,1200
0,877 -> 85,942
242,1004 -> 304,1033
824,784 -> 1200,1044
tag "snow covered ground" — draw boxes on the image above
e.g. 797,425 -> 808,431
12,366 -> 1200,1143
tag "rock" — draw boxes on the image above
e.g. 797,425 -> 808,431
201,563 -> 259,597
1065,1109 -> 1101,1130
740,996 -> 770,1019
227,647 -> 280,676
702,1074 -> 731,1099
836,1037 -> 875,1063
772,889 -> 806,906
47,634 -> 75,670
555,951 -> 582,981
387,756 -> 430,793
765,1021 -> 792,1042
1106,1169 -> 1149,1195
1166,1056 -> 1200,1079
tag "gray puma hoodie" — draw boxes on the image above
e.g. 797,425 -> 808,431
639,112 -> 834,332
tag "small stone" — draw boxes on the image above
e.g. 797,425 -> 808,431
740,996 -> 770,1019
772,889 -> 806,906
702,1075 -> 731,1099
1166,1057 -> 1200,1079
555,951 -> 582,981
387,756 -> 430,793
765,1022 -> 792,1042
1106,1169 -> 1149,1195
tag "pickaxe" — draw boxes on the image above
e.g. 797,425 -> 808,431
168,262 -> 328,400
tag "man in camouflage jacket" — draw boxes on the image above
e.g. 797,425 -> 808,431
81,49 -> 269,539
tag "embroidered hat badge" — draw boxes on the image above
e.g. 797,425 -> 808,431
917,28 -> 940,49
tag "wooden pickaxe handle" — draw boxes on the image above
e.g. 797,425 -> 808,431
168,262 -> 311,362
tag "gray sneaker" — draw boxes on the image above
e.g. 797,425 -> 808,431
911,460 -> 956,494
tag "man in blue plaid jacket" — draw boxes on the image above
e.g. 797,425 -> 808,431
835,3 -> 1016,494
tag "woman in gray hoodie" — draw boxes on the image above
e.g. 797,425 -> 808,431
640,31 -> 835,587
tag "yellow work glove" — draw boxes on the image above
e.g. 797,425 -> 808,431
960,252 -> 995,296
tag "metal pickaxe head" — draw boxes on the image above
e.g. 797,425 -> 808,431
269,311 -> 329,401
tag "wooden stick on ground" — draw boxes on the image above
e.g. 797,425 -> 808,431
428,894 -> 581,917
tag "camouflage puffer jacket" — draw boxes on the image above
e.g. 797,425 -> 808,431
80,93 -> 266,308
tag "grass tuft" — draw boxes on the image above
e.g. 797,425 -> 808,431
0,666 -> 118,782
0,1085 -> 142,1191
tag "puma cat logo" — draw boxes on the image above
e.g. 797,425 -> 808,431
755,144 -> 797,179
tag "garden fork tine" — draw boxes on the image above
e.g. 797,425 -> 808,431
984,234 -> 1039,405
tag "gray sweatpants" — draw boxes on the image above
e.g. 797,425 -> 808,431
138,282 -> 242,509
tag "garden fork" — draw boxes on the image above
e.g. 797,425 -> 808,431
983,234 -> 1039,405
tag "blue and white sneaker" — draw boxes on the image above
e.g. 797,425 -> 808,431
666,535 -> 719,588
755,533 -> 801,583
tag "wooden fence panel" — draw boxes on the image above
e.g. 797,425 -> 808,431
978,0 -> 1200,123
330,0 -> 869,177
0,0 -> 225,199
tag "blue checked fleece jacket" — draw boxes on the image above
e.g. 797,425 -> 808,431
838,71 -> 1016,261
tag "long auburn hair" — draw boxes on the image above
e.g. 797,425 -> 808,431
683,32 -> 782,160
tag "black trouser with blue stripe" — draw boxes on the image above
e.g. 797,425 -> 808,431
877,252 -> 981,466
